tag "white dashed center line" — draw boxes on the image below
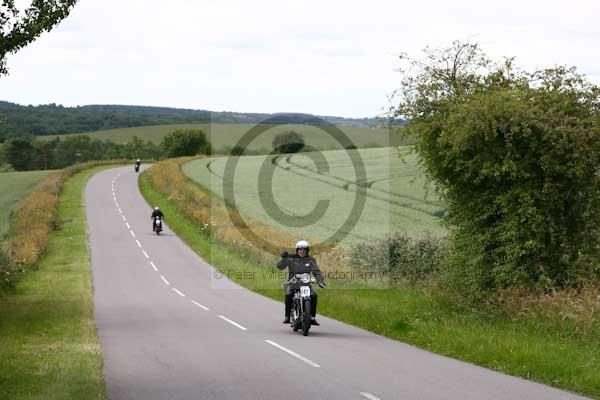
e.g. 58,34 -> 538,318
110,173 -> 271,361
264,340 -> 320,368
360,393 -> 382,400
218,315 -> 248,331
191,300 -> 210,311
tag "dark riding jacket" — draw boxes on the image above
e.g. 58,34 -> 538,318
276,254 -> 324,284
151,209 -> 164,219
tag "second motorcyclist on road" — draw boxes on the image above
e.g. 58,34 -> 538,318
151,206 -> 164,231
277,240 -> 326,325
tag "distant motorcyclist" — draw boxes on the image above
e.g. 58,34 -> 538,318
277,240 -> 325,325
135,159 -> 141,172
151,206 -> 164,231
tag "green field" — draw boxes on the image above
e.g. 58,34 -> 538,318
182,147 -> 446,246
0,170 -> 50,238
42,123 -> 403,151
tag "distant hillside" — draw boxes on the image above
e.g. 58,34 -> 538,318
0,102 -> 392,141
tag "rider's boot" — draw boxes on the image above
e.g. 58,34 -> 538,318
283,294 -> 292,323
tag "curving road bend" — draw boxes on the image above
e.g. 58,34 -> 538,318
86,166 -> 588,400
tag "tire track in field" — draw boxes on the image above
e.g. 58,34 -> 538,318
276,155 -> 444,218
203,156 -> 438,225
284,154 -> 443,209
201,157 -> 373,242
265,155 -> 434,223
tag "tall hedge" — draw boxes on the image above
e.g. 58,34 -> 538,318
393,42 -> 600,290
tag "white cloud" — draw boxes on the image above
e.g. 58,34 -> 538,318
1,0 -> 599,117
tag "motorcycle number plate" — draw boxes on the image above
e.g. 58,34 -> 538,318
300,286 -> 310,297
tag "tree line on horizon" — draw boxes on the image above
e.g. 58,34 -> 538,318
0,102 -> 385,142
0,129 -> 320,171
0,129 -> 211,171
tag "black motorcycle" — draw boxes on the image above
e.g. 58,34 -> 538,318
135,163 -> 140,173
153,216 -> 162,235
285,273 -> 317,336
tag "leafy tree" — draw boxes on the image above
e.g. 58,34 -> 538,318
122,135 -> 162,160
1,0 -> 79,75
3,136 -> 34,170
160,128 -> 210,158
392,41 -> 600,291
272,131 -> 305,154
31,136 -> 58,169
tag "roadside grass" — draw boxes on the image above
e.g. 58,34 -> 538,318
41,123 -> 402,150
0,166 -> 111,400
1,161 -> 128,296
0,170 -> 50,238
140,165 -> 600,399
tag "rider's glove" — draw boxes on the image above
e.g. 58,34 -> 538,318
318,281 -> 326,288
281,251 -> 289,259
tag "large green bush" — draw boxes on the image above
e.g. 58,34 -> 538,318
272,131 -> 305,154
161,128 -> 211,158
393,42 -> 600,290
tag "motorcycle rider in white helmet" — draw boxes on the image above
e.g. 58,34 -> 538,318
151,206 -> 164,231
277,240 -> 326,325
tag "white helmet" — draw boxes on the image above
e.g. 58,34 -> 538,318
137,159 -> 140,162
295,240 -> 309,250
155,206 -> 159,210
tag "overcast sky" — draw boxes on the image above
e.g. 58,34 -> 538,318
1,0 -> 599,117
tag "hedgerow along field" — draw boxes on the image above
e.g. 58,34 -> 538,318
41,123 -> 403,150
182,147 -> 446,247
0,170 -> 50,238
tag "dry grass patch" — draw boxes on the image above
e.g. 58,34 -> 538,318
1,160 -> 128,293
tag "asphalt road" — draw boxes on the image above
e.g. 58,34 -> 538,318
86,166 -> 588,400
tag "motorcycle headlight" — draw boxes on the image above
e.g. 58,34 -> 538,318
300,273 -> 311,284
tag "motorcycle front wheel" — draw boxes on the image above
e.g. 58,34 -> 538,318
302,299 -> 311,336
292,302 -> 300,331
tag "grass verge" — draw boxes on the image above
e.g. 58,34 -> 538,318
0,170 -> 50,238
1,161 -> 129,296
0,166 -> 112,400
140,165 -> 599,399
